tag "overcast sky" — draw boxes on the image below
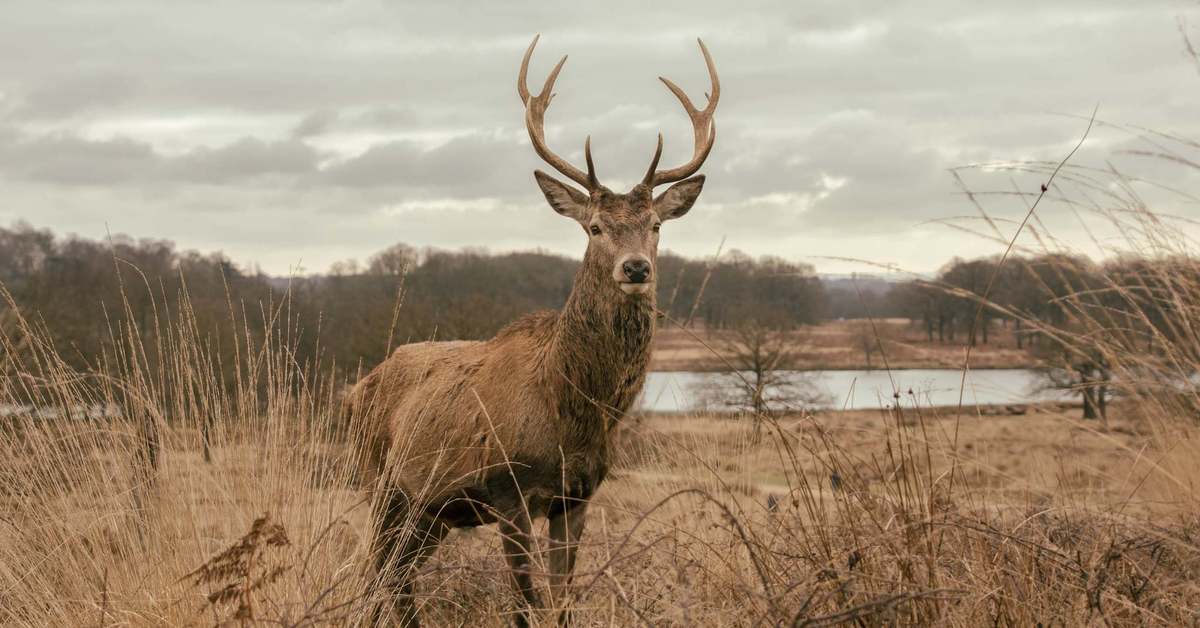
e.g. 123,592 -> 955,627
2,1 -> 1199,276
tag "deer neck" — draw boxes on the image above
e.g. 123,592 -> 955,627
546,259 -> 656,424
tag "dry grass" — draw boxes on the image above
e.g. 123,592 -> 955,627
4,279 -> 1200,626
650,320 -> 1036,372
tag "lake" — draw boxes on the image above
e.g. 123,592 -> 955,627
1,369 -> 1064,418
639,369 -> 1066,413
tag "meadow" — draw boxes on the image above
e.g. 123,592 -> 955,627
649,319 -> 1036,372
4,378 -> 1198,626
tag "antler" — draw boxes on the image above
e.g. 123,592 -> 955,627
518,35 -> 599,191
642,38 -> 720,188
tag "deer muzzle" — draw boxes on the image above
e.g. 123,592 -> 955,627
616,255 -> 654,295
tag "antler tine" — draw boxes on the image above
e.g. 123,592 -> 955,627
517,35 -> 596,191
647,38 -> 720,188
584,135 -> 598,189
517,34 -> 538,104
641,133 -> 664,187
698,38 -> 720,114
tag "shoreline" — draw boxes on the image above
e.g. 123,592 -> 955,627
637,400 -> 1081,415
647,363 -> 1043,373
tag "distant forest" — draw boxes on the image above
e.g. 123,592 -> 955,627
0,223 -> 1184,382
0,223 -> 825,377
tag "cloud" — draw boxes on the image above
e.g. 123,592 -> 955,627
290,106 -> 420,140
0,1 -> 1197,275
0,130 -> 319,186
349,106 -> 420,131
0,131 -> 159,185
292,109 -> 339,139
321,131 -> 532,196
168,138 -> 319,183
13,72 -> 139,120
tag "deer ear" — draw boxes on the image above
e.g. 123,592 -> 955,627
654,175 -> 705,221
535,170 -> 590,223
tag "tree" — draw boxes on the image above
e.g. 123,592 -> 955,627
848,319 -> 893,370
939,257 -> 999,346
367,243 -> 418,276
704,317 -> 827,439
887,281 -> 937,342
1035,343 -> 1110,423
1014,254 -> 1110,422
661,250 -> 827,330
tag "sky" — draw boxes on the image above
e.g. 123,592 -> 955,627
2,1 -> 1200,276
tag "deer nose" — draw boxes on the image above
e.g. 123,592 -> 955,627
622,258 -> 652,283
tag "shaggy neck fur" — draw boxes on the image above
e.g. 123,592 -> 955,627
544,251 -> 655,441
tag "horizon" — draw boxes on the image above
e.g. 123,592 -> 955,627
5,218 -> 935,279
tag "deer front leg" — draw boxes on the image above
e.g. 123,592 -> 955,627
369,487 -> 449,627
498,508 -> 541,628
547,500 -> 588,626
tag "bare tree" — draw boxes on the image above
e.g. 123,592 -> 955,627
848,319 -> 891,370
366,243 -> 418,276
1037,360 -> 1110,423
704,320 -> 827,438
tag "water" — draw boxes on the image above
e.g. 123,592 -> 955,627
638,369 -> 1066,413
1,370 -> 1063,418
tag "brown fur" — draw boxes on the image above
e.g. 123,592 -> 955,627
348,258 -> 654,512
346,181 -> 708,627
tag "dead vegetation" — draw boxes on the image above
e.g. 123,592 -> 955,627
650,319 -> 1037,372
184,513 -> 292,624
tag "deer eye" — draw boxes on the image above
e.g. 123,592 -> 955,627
652,223 -> 661,233
590,225 -> 602,236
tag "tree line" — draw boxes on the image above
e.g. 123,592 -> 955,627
883,254 -> 1200,420
0,224 -> 825,382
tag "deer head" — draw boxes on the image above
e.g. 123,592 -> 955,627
518,36 -> 719,297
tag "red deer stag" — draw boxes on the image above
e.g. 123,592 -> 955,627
348,35 -> 719,627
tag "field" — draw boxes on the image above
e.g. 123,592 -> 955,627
650,319 -> 1036,372
4,386 -> 1199,626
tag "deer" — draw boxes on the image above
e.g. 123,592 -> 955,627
346,35 -> 719,627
